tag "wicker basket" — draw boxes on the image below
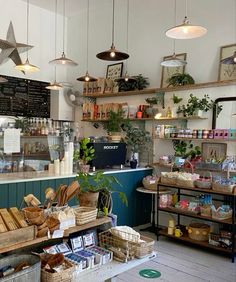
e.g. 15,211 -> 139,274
212,209 -> 232,220
212,182 -> 235,194
200,205 -> 212,217
194,179 -> 212,189
99,230 -> 154,261
41,260 -> 75,282
74,206 -> 97,225
160,176 -> 176,186
187,223 -> 210,242
176,179 -> 195,188
142,178 -> 159,191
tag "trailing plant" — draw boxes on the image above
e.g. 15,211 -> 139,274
74,137 -> 95,165
117,74 -> 149,92
76,171 -> 128,206
167,73 -> 195,87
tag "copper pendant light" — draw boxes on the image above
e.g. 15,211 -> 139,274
15,0 -> 39,72
49,0 -> 77,66
96,0 -> 129,61
221,51 -> 236,65
46,0 -> 62,90
77,0 -> 97,82
166,0 -> 207,39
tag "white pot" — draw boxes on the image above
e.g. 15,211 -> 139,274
194,109 -> 203,117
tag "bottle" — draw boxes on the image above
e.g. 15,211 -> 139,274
166,107 -> 172,118
41,118 -> 46,136
45,119 -> 49,136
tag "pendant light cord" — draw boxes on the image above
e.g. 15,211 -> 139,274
54,0 -> 58,80
62,0 -> 65,53
173,0 -> 176,54
185,0 -> 188,17
86,0 -> 90,71
126,0 -> 129,70
26,0 -> 29,59
112,0 -> 115,45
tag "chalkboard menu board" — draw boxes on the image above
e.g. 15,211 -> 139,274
0,75 -> 50,117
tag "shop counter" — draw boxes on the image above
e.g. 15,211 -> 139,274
0,167 -> 152,227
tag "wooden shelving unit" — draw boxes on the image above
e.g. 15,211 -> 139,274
83,79 -> 236,98
155,137 -> 236,142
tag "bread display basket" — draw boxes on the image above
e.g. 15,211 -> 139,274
187,222 -> 210,241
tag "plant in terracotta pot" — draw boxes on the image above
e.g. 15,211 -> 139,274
76,171 -> 128,211
123,123 -> 151,168
74,137 -> 95,173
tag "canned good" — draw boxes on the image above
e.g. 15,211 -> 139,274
197,130 -> 202,139
202,130 -> 209,139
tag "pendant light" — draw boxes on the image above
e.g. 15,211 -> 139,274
0,76 -> 8,83
166,0 -> 207,39
115,0 -> 136,83
15,0 -> 39,72
96,0 -> 129,61
49,0 -> 78,66
77,0 -> 97,82
46,0 -> 62,90
161,0 -> 187,67
221,51 -> 236,65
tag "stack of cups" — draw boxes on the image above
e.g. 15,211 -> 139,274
168,219 -> 175,235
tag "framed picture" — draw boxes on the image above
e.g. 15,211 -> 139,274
218,43 -> 236,81
106,63 -> 123,80
160,53 -> 187,88
202,142 -> 227,161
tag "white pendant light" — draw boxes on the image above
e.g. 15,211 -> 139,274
96,0 -> 129,61
15,0 -> 39,72
46,0 -> 62,90
49,0 -> 78,66
0,76 -> 8,83
221,51 -> 236,65
166,0 -> 207,39
161,0 -> 187,67
115,0 -> 135,83
77,0 -> 97,82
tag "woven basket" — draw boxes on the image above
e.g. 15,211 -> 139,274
212,209 -> 232,220
160,176 -> 176,186
212,182 -> 235,194
23,207 -> 44,219
194,179 -> 212,189
200,206 -> 212,217
176,179 -> 195,188
41,260 -> 75,282
74,206 -> 97,225
142,178 -> 159,191
187,223 -> 210,242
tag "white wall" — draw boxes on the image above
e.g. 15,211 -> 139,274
0,0 -> 68,83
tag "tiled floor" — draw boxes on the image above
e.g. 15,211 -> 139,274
116,231 -> 236,282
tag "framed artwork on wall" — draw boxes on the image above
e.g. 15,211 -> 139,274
160,53 -> 187,88
218,43 -> 236,81
202,142 -> 227,161
106,63 -> 123,80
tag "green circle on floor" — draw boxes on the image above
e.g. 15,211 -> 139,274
139,269 -> 161,278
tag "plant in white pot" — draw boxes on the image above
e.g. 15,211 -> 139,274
123,124 -> 151,168
74,137 -> 95,173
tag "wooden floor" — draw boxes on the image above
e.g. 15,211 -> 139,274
116,229 -> 236,282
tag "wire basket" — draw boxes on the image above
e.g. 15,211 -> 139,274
99,230 -> 154,262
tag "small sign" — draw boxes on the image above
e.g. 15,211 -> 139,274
139,269 -> 161,279
3,128 -> 21,153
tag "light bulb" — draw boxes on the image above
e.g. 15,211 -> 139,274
85,76 -> 90,82
110,51 -> 116,58
183,27 -> 189,34
234,57 -> 236,63
125,77 -> 129,82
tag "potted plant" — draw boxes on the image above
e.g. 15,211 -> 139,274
103,109 -> 127,142
76,171 -> 128,211
167,73 -> 195,87
14,117 -> 30,135
171,94 -> 183,117
117,74 -> 149,92
123,124 -> 151,168
74,137 -> 95,173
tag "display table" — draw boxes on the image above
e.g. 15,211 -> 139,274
77,252 -> 157,282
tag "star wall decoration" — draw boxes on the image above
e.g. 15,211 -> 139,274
0,21 -> 33,71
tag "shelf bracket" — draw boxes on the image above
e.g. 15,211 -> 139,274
155,91 -> 165,109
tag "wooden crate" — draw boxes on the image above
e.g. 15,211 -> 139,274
0,225 -> 37,250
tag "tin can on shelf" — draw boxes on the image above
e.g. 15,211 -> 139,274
197,129 -> 202,139
202,130 -> 209,139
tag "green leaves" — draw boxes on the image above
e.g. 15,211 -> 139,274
173,140 -> 201,159
73,137 -> 95,164
167,73 -> 195,87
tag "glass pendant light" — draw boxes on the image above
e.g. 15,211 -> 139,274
221,51 -> 236,65
46,0 -> 62,90
15,0 -> 39,72
115,0 -> 136,83
166,0 -> 207,39
49,0 -> 78,66
96,0 -> 129,61
77,0 -> 97,82
161,0 -> 187,67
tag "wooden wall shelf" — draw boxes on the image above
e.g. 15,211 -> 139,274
83,79 -> 236,98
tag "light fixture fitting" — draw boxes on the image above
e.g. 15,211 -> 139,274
77,0 -> 97,82
15,0 -> 39,72
49,0 -> 77,66
161,52 -> 187,67
166,0 -> 207,39
46,80 -> 62,90
0,76 -> 8,83
221,51 -> 236,65
96,0 -> 129,61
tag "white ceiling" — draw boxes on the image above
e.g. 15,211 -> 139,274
22,0 -> 81,17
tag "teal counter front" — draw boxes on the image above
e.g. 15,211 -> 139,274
0,168 -> 152,227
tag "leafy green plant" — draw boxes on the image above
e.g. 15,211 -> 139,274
117,74 -> 149,92
173,140 -> 201,159
172,94 -> 183,104
123,123 -> 151,159
167,73 -> 195,87
14,117 -> 30,134
76,171 -> 128,206
103,109 -> 127,133
74,137 -> 95,165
